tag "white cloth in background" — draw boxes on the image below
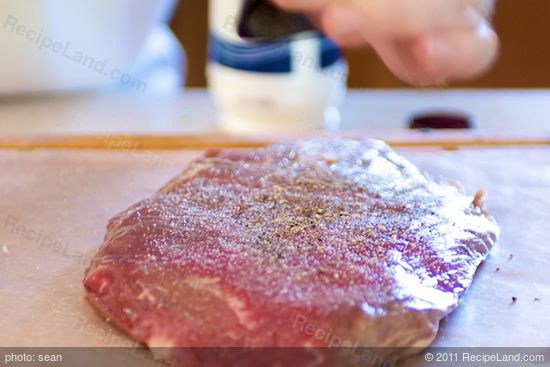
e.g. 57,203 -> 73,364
0,0 -> 184,96
120,25 -> 185,96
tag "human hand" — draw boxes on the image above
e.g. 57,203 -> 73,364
271,0 -> 499,85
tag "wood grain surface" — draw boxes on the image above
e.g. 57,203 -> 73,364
0,132 -> 549,151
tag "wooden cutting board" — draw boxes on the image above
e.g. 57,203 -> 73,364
0,137 -> 549,366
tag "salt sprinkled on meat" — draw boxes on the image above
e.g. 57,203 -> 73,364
84,139 -> 499,366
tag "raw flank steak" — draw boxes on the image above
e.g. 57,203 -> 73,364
84,139 -> 499,366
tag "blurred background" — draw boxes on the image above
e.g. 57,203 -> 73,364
172,0 -> 550,88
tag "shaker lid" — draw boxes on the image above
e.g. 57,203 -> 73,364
238,0 -> 316,41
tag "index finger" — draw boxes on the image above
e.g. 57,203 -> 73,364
322,0 -> 487,41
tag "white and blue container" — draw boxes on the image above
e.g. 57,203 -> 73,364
208,0 -> 348,134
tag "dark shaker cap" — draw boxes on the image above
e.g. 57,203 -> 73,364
237,0 -> 316,41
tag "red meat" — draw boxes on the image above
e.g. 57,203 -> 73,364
84,139 -> 499,366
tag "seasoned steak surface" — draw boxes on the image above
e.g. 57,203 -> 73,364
84,140 -> 499,365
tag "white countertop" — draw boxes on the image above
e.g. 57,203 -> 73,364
0,89 -> 549,135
